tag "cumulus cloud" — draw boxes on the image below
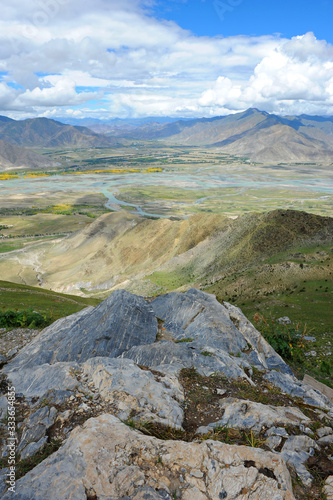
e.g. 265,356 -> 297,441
15,78 -> 98,107
0,0 -> 333,118
199,33 -> 333,116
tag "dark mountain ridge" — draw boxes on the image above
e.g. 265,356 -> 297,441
0,116 -> 117,148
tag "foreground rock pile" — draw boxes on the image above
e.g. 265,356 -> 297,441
0,289 -> 332,499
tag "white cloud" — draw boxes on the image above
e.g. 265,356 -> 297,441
198,33 -> 333,116
0,0 -> 333,118
15,78 -> 98,107
0,83 -> 18,109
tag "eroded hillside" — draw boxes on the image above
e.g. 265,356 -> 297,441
0,210 -> 332,304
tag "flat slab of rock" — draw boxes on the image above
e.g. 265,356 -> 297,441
5,414 -> 296,500
264,370 -> 331,409
123,341 -> 250,380
17,406 -> 58,459
197,398 -> 310,434
303,374 -> 333,404
280,435 -> 320,487
4,362 -> 80,398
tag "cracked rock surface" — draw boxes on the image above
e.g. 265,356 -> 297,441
3,415 -> 295,500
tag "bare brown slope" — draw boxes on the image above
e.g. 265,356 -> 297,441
0,140 -> 56,170
214,124 -> 333,162
165,109 -> 270,146
0,117 -> 116,148
41,211 -> 227,294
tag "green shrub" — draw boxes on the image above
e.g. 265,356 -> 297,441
0,308 -> 51,329
252,313 -> 307,362
320,359 -> 332,376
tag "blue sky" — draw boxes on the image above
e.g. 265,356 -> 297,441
0,0 -> 333,119
152,0 -> 333,41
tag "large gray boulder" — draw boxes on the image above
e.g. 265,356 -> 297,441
4,290 -> 157,371
151,289 -> 292,375
152,289 -> 248,354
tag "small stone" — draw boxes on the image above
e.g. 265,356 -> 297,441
323,476 -> 333,500
282,435 -> 319,454
265,435 -> 282,451
317,427 -> 333,438
277,317 -> 291,325
299,424 -> 313,435
315,410 -> 328,420
318,435 -> 333,445
79,403 -> 90,411
190,469 -> 204,478
308,351 -> 317,357
56,410 -> 73,425
266,427 -> 289,438
6,347 -> 18,357
216,389 -> 226,396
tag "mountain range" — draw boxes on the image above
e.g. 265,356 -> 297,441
111,108 -> 333,162
1,109 -> 333,163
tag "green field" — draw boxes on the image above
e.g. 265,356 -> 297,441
117,185 -> 333,218
0,280 -> 100,322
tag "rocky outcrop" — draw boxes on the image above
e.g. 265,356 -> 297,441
123,341 -> 251,379
0,289 -> 332,499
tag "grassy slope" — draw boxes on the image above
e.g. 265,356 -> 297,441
0,280 -> 100,321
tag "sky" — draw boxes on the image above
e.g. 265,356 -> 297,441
0,0 -> 333,120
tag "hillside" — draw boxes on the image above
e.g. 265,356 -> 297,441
0,116 -> 117,148
0,140 -> 56,170
0,210 -> 332,319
